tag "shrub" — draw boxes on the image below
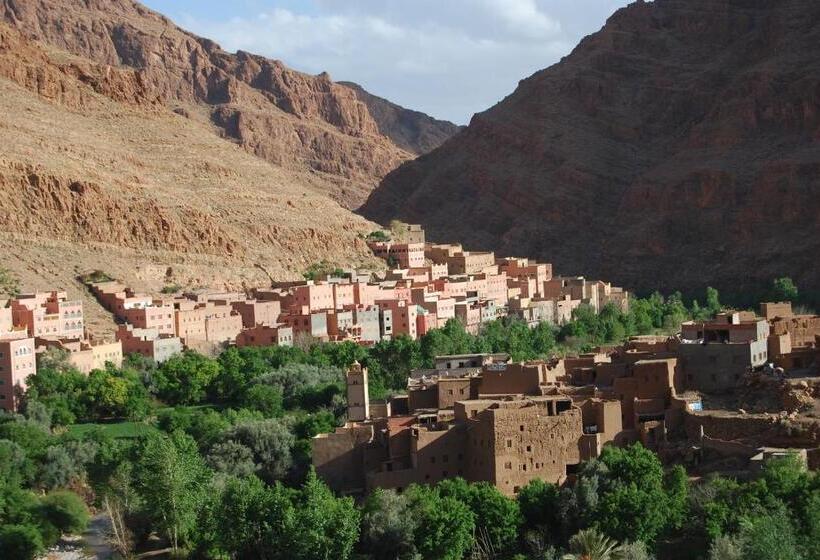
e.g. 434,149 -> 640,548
40,490 -> 90,534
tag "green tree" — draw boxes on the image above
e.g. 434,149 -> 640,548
360,488 -> 418,560
0,524 -> 44,560
219,419 -> 296,483
437,478 -> 522,553
737,507 -> 803,560
243,384 -> 284,418
206,441 -> 257,478
289,469 -> 360,560
770,277 -> 799,303
705,287 -> 721,316
405,484 -> 475,560
519,478 -> 561,536
205,475 -> 293,559
565,528 -> 625,560
592,444 -> 677,545
154,351 -> 221,405
136,432 -> 211,551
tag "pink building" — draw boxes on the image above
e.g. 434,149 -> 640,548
117,324 -> 183,363
124,303 -> 176,335
174,301 -> 208,343
231,299 -> 282,328
10,292 -> 84,339
204,307 -> 244,343
416,310 -> 438,337
419,297 -> 456,329
0,336 -> 35,411
293,283 -> 335,312
455,301 -> 482,334
368,242 -> 425,269
36,337 -> 122,375
332,283 -> 355,310
235,325 -> 294,348
282,309 -> 329,341
353,283 -> 381,307
377,299 -> 418,340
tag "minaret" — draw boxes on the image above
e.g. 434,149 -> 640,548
346,361 -> 370,422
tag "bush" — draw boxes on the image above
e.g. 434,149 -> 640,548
0,524 -> 45,560
161,283 -> 182,294
40,490 -> 90,534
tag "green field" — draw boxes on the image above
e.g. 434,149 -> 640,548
66,421 -> 158,439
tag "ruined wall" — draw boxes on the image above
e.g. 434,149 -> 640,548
684,411 -> 820,449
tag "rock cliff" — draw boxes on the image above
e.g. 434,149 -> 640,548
1,0 -> 413,208
362,0 -> 820,298
340,81 -> 463,155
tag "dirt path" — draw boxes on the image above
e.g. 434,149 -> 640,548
40,514 -> 116,560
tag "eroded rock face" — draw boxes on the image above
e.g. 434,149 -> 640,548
339,81 -> 463,155
0,19 -> 382,301
362,0 -> 820,296
1,0 -> 411,207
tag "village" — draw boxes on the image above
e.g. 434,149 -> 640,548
1,225 -> 819,499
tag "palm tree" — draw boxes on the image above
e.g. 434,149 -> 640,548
562,528 -> 625,560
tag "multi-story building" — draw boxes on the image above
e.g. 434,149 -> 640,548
377,299 -> 418,340
678,313 -> 770,392
0,336 -> 35,412
36,337 -> 123,375
117,324 -> 183,363
230,300 -> 281,329
235,325 -> 294,348
10,292 -> 84,339
124,303 -> 176,335
368,242 -> 425,269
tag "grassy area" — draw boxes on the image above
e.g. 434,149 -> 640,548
67,421 -> 158,439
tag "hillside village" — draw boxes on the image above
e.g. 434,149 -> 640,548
1,226 -> 818,498
1,224 -> 629,410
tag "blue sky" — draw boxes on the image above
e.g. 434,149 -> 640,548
142,0 -> 631,124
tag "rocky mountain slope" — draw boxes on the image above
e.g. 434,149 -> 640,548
339,81 -> 463,155
1,0 -> 416,208
362,0 -> 820,298
0,20 -> 381,310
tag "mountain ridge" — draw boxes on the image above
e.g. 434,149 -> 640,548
361,0 -> 820,298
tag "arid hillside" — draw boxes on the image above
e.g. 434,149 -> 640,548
0,20 -> 383,319
1,0 -> 422,208
362,0 -> 820,298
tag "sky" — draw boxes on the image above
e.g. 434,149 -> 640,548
141,0 -> 631,125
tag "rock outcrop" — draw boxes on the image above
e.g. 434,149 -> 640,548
340,81 -> 463,155
1,0 -> 412,207
362,0 -> 820,297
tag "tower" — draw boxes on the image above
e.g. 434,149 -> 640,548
346,361 -> 369,422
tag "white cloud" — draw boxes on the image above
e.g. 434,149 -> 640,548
168,0 -> 630,124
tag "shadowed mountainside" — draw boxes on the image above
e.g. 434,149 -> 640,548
362,0 -> 820,298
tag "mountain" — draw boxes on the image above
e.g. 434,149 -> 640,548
0,15 -> 382,306
361,0 -> 820,298
1,0 -> 414,208
339,81 -> 463,155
